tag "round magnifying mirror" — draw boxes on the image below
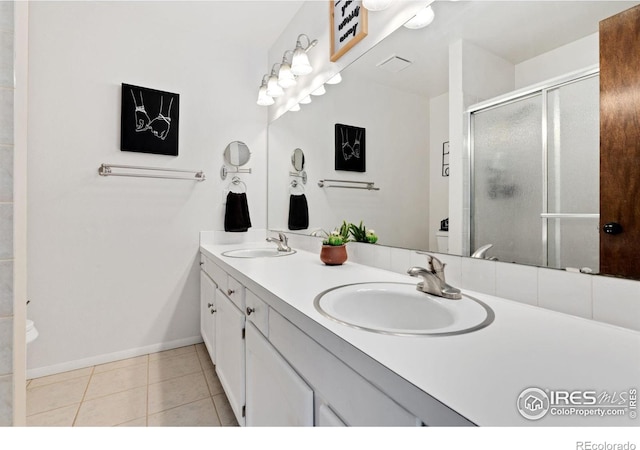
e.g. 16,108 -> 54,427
291,148 -> 305,172
224,141 -> 251,167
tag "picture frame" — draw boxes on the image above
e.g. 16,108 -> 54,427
330,0 -> 368,62
121,83 -> 180,156
442,141 -> 450,177
335,123 -> 366,172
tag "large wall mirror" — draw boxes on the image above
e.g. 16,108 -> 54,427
267,1 -> 639,277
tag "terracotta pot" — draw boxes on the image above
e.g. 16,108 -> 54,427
320,244 -> 348,266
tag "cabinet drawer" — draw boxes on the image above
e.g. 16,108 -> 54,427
226,275 -> 246,311
200,254 -> 228,292
269,311 -> 420,426
245,289 -> 269,337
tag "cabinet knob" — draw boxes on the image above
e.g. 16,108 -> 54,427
210,308 -> 216,314
199,261 -> 204,266
246,307 -> 255,315
227,289 -> 235,296
207,303 -> 214,308
603,222 -> 623,235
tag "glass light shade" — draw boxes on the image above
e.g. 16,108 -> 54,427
299,95 -> 312,105
266,74 -> 284,97
278,63 -> 297,88
363,0 -> 393,11
291,47 -> 312,76
326,73 -> 342,85
256,85 -> 274,106
289,103 -> 301,112
311,85 -> 326,96
404,6 -> 435,29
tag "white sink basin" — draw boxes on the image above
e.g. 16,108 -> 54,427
314,282 -> 494,336
221,248 -> 296,258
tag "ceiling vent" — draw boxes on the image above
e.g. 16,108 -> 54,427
376,55 -> 413,73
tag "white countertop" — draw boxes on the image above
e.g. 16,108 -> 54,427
200,242 -> 640,426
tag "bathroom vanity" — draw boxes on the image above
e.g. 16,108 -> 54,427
199,241 -> 640,427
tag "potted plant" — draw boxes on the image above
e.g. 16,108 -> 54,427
316,221 -> 350,265
349,220 -> 379,244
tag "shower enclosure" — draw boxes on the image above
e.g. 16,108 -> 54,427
469,69 -> 600,270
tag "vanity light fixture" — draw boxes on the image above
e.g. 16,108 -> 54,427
291,34 -> 318,76
266,64 -> 285,97
278,51 -> 297,88
311,85 -> 326,96
363,0 -> 394,12
326,73 -> 342,85
299,95 -> 312,104
404,5 -> 435,29
256,75 -> 274,106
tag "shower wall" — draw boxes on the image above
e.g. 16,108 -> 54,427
471,72 -> 600,270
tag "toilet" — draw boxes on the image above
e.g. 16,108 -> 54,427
436,230 -> 449,253
26,319 -> 39,344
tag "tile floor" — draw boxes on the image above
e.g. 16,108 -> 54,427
26,343 -> 238,427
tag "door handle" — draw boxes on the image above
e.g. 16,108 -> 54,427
603,222 -> 623,235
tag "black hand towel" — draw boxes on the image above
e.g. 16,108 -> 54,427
288,193 -> 309,230
225,192 -> 252,232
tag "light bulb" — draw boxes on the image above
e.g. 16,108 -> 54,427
290,104 -> 301,112
363,0 -> 394,12
299,95 -> 312,105
291,46 -> 312,76
256,85 -> 274,106
278,63 -> 297,88
326,73 -> 342,85
404,5 -> 435,29
266,73 -> 284,97
311,85 -> 326,96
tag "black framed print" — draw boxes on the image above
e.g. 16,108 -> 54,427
121,83 -> 179,156
335,123 -> 365,172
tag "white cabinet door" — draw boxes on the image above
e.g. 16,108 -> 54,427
200,271 -> 217,364
245,323 -> 313,426
215,290 -> 246,426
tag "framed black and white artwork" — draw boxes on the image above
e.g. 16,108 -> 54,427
121,83 -> 180,156
335,123 -> 365,172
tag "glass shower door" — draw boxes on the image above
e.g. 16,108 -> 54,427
545,74 -> 600,270
471,94 -> 544,266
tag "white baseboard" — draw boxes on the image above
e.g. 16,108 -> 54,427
26,335 -> 203,379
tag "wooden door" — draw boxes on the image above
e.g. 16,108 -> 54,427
600,4 -> 640,279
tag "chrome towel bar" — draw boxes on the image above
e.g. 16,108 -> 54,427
318,179 -> 379,191
98,163 -> 205,181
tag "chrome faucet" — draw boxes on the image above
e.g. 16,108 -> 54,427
471,244 -> 498,261
407,255 -> 462,300
266,232 -> 291,252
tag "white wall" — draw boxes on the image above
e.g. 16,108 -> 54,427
0,0 -> 14,425
515,33 -> 598,89
428,92 -> 449,252
25,1 -> 279,376
268,75 -> 430,251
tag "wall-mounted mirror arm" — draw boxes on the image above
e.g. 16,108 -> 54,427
220,165 -> 252,180
289,170 -> 307,185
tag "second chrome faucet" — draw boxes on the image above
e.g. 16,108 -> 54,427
407,254 -> 462,300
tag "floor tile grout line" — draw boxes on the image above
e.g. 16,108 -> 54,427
148,395 -> 217,423
72,365 -> 95,426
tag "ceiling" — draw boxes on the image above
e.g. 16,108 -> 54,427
350,1 -> 640,98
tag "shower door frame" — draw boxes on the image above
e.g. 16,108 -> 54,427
466,66 -> 600,267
